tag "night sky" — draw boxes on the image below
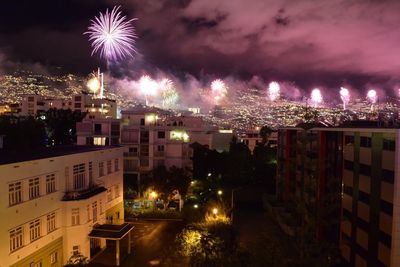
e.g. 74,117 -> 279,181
1,0 -> 400,89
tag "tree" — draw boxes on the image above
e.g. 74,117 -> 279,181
259,125 -> 273,144
45,108 -> 86,146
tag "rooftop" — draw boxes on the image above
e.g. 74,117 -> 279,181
0,145 -> 121,165
89,223 -> 135,240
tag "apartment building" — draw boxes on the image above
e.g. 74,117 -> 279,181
76,118 -> 121,146
0,146 -> 126,267
277,122 -> 400,267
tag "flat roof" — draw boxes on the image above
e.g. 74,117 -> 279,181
89,223 -> 134,240
0,145 -> 121,165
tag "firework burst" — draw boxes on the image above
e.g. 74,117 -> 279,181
211,79 -> 228,105
268,81 -> 280,101
85,6 -> 137,62
340,87 -> 350,110
310,88 -> 323,106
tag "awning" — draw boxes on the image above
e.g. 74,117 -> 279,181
88,223 -> 134,240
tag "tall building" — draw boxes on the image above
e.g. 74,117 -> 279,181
0,146 -> 127,267
277,122 -> 400,267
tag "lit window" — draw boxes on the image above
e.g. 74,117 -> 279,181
94,137 -> 106,146
9,182 -> 22,206
73,163 -> 86,190
170,130 -> 190,142
47,212 -> 56,233
29,219 -> 41,241
71,208 -> 80,226
9,226 -> 23,252
29,177 -> 40,199
46,174 -> 56,194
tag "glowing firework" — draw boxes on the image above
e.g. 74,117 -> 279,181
310,88 -> 323,106
158,78 -> 178,109
211,79 -> 228,105
87,76 -> 100,94
139,75 -> 158,105
340,87 -> 350,110
268,81 -> 280,101
85,6 -> 137,62
367,89 -> 377,111
158,78 -> 173,91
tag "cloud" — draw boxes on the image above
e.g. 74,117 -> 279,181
121,0 -> 400,87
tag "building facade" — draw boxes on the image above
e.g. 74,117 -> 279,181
0,146 -> 124,267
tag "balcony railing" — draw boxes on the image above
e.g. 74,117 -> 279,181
63,184 -> 107,201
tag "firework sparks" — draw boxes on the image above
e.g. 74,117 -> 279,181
340,87 -> 350,110
367,89 -> 377,103
211,79 -> 228,105
310,88 -> 323,106
158,78 -> 179,109
86,75 -> 100,94
139,75 -> 158,105
85,6 -> 137,62
268,81 -> 280,101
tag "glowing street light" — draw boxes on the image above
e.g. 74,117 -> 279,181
217,190 -> 223,196
150,191 -> 158,199
193,204 -> 199,209
212,208 -> 218,215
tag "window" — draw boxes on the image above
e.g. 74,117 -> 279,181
94,124 -> 102,134
359,163 -> 371,176
73,164 -> 86,190
158,131 -> 165,139
344,160 -> 354,170
47,212 -> 56,233
94,137 -> 106,146
29,177 -> 40,199
115,184 -> 120,198
92,201 -> 98,223
140,118 -> 145,125
46,174 -> 56,194
157,145 -> 164,152
29,219 -> 41,241
99,162 -> 104,177
89,161 -> 93,185
71,208 -> 80,226
114,159 -> 119,171
74,96 -> 81,101
87,205 -> 91,222
382,169 -> 395,184
107,160 -> 112,174
360,136 -> 372,148
50,251 -> 58,264
383,139 -> 395,151
9,182 -> 22,206
344,135 -> 354,145
129,147 -> 138,153
9,226 -> 23,252
72,246 -> 80,256
107,188 -> 112,202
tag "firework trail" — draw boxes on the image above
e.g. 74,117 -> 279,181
211,79 -> 228,105
268,81 -> 280,101
85,6 -> 137,62
367,89 -> 377,111
340,87 -> 350,110
86,73 -> 101,94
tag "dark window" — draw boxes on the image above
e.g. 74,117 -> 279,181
360,136 -> 371,148
381,200 -> 393,216
379,230 -> 392,247
94,124 -> 102,134
140,118 -> 145,125
358,190 -> 370,204
75,96 -> 81,101
343,185 -> 353,196
129,147 -> 138,153
383,139 -> 395,151
344,135 -> 355,145
28,96 -> 35,102
344,160 -> 354,170
382,169 -> 394,184
157,131 -> 165,139
359,163 -> 371,176
74,103 -> 81,108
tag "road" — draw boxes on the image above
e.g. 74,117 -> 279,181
89,220 -> 185,267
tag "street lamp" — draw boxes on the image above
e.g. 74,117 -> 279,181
212,208 -> 218,215
150,191 -> 158,199
194,204 -> 199,209
217,190 -> 223,196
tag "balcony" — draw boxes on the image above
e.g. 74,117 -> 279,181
63,185 -> 107,201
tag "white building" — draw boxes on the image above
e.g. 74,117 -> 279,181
0,146 -> 128,267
